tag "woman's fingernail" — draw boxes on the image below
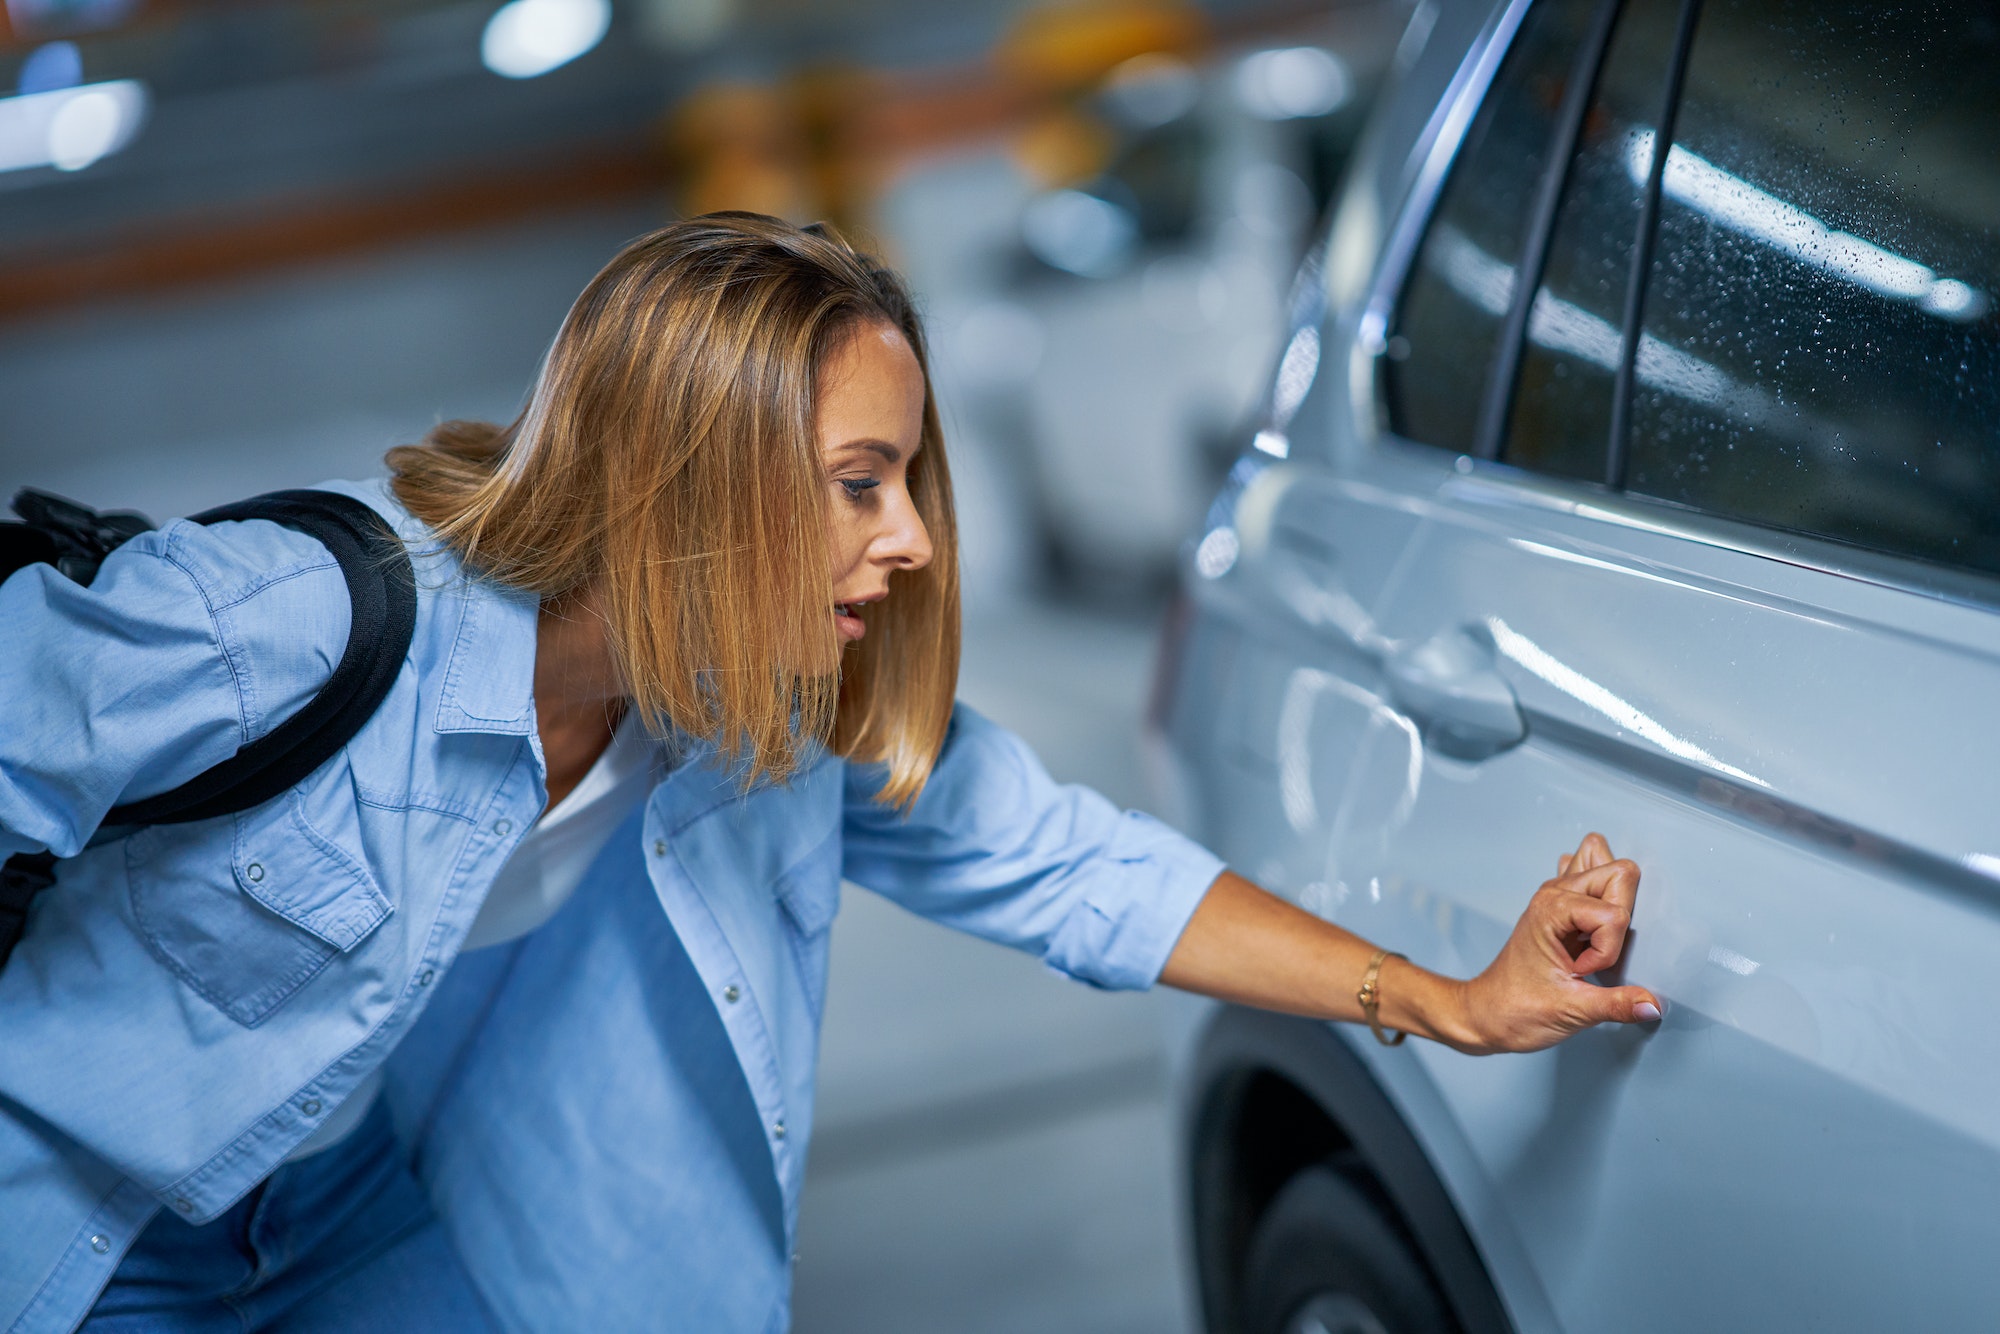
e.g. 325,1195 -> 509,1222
1634,1001 -> 1662,1022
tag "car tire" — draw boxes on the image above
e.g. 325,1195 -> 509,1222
1241,1156 -> 1460,1334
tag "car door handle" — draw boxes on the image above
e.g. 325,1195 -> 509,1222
1385,625 -> 1527,760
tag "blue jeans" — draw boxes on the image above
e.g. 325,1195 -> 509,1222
83,1100 -> 496,1333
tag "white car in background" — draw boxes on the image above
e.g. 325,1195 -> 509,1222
888,11 -> 1407,598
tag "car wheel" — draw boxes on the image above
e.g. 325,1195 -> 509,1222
1241,1156 -> 1459,1334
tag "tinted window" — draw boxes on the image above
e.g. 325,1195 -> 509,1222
1628,1 -> 2000,575
1502,0 -> 1681,482
1385,0 -> 1603,454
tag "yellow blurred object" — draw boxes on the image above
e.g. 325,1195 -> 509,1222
788,63 -> 880,237
661,83 -> 811,221
996,0 -> 1209,95
660,3 -> 1216,230
1012,107 -> 1117,189
661,69 -> 889,234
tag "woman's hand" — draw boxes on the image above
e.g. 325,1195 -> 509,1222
1159,833 -> 1662,1055
1446,832 -> 1663,1054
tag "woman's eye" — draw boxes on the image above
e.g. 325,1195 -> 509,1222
838,478 -> 881,500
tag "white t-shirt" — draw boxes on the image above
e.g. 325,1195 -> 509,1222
287,711 -> 664,1161
462,710 -> 662,951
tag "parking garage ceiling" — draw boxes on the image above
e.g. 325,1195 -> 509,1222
0,0 -> 1370,318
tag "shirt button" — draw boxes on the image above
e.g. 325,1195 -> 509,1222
722,985 -> 740,1003
772,1122 -> 786,1141
244,862 -> 265,883
173,1197 -> 193,1214
90,1235 -> 110,1255
301,1098 -> 322,1117
418,968 -> 435,987
493,818 -> 513,836
653,839 -> 667,857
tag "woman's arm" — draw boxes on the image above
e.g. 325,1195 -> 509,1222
1158,834 -> 1662,1054
844,705 -> 1656,1051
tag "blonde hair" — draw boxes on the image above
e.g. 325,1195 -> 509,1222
386,213 -> 959,808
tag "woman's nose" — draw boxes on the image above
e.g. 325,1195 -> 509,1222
876,492 -> 933,572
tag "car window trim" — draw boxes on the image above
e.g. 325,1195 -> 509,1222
1604,0 -> 1705,487
1474,0 -> 1628,463
1415,442 -> 2000,619
1358,0 -> 1539,372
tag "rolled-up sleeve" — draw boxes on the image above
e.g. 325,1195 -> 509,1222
0,517 -> 346,860
1,529 -> 242,858
841,703 -> 1224,990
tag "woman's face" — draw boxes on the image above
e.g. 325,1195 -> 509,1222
818,320 -> 934,644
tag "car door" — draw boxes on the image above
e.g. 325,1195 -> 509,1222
1319,0 -> 2000,1330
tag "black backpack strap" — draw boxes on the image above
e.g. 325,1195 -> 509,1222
104,490 -> 417,827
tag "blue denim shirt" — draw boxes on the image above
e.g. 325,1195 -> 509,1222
0,480 -> 1223,1333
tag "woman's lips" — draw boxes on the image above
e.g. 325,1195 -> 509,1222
835,592 -> 886,643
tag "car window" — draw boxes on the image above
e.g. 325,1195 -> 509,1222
1384,0 -> 1604,455
1501,0 -> 1682,483
1626,0 -> 2000,576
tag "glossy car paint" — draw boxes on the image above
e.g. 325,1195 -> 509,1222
1156,1 -> 2000,1330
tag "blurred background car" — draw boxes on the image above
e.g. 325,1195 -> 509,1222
0,2 -> 1410,1331
1152,0 -> 2000,1330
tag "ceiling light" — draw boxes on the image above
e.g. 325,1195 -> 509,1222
0,78 -> 147,175
481,0 -> 611,80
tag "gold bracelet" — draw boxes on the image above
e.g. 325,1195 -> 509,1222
1357,948 -> 1408,1047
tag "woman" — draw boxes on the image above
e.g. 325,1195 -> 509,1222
0,215 -> 1658,1332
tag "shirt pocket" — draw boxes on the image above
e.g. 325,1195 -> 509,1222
772,828 -> 841,938
772,827 -> 841,1022
126,786 -> 392,1027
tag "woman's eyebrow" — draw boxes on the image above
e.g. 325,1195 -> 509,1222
839,439 -> 904,464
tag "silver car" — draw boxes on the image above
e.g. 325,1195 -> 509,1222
1149,0 -> 2000,1330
